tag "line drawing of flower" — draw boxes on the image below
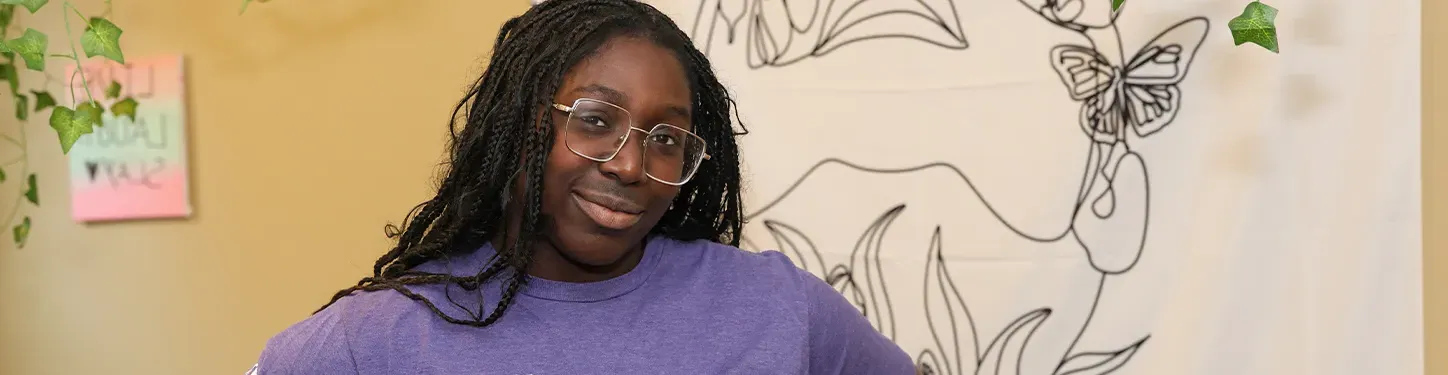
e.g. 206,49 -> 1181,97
1016,0 -> 1121,31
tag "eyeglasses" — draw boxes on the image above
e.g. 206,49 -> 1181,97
552,98 -> 710,186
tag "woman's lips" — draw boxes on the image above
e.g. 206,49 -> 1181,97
572,192 -> 642,230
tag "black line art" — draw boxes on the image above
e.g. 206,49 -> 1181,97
681,0 -> 1210,373
689,0 -> 969,68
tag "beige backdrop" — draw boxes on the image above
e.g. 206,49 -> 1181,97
0,1 -> 1440,375
648,0 -> 1421,374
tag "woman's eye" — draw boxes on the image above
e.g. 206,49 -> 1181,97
579,116 -> 607,128
650,134 -> 678,145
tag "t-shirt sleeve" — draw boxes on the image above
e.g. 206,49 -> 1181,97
253,299 -> 360,375
790,259 -> 918,375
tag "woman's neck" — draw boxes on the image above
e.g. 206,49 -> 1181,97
527,238 -> 646,283
487,222 -> 646,283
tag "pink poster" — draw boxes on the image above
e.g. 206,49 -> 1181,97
64,55 -> 192,222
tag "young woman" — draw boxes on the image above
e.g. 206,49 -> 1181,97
253,1 -> 916,373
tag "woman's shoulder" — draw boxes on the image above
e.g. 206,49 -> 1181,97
658,239 -> 917,373
255,288 -> 423,374
655,237 -> 832,307
660,237 -> 814,282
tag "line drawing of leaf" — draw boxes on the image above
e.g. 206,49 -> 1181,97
917,349 -> 945,375
817,0 -> 969,54
1056,336 -> 1149,375
923,226 -> 980,375
851,204 -> 905,339
977,308 -> 1051,375
763,220 -> 826,276
690,0 -> 968,69
827,264 -> 869,314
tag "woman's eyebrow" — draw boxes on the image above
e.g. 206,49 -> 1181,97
572,84 -> 628,105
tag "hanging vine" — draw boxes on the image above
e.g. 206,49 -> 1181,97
1,0 -> 133,249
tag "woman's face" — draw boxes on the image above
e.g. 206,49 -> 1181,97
533,36 -> 693,271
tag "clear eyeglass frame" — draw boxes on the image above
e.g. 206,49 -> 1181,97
551,98 -> 711,186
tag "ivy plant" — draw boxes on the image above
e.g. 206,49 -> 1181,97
0,0 -> 132,249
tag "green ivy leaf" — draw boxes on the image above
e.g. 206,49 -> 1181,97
81,17 -> 124,64
0,0 -> 46,13
1229,1 -> 1280,53
239,0 -> 253,15
110,97 -> 137,120
23,173 -> 36,205
1112,0 -> 1125,11
49,106 -> 96,154
105,80 -> 120,98
76,101 -> 104,127
5,28 -> 47,71
0,5 -> 14,34
30,90 -> 54,111
12,92 -> 25,121
0,62 -> 17,95
12,216 -> 29,249
0,167 -> 6,182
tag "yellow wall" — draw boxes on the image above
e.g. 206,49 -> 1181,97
0,1 -> 1441,374
0,0 -> 529,374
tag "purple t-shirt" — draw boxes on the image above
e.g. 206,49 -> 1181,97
254,236 -> 915,374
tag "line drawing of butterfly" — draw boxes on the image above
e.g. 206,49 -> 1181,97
1048,17 -> 1210,146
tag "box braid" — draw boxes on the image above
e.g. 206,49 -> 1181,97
316,0 -> 748,328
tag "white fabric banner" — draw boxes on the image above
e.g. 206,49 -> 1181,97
644,0 -> 1422,374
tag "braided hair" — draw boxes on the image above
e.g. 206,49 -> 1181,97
317,0 -> 747,328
